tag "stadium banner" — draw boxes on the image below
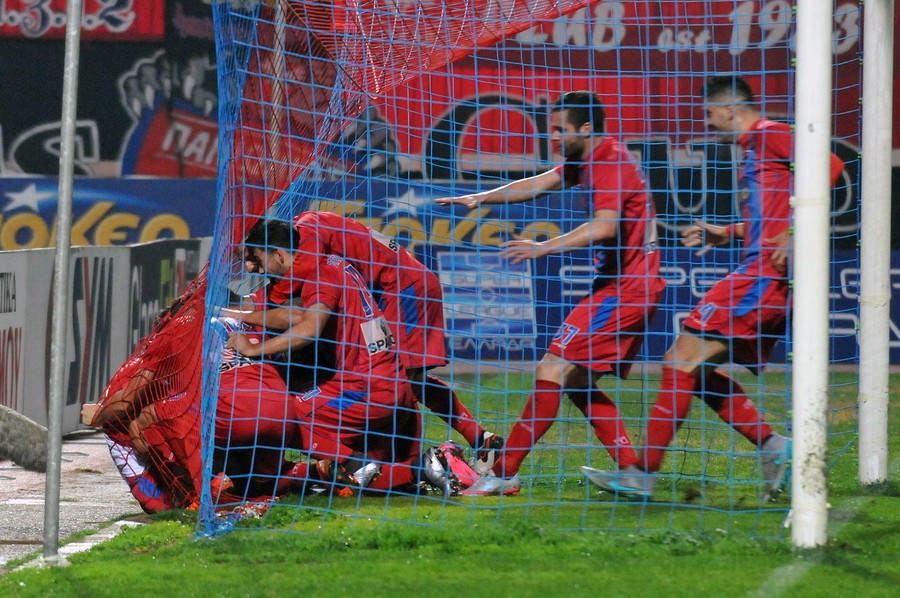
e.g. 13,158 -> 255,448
1,175 -> 894,364
128,239 -> 207,350
0,177 -> 214,251
0,252 -> 27,413
0,1 -> 165,40
3,239 -> 209,432
15,246 -> 130,432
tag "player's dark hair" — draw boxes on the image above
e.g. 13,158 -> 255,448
550,91 -> 605,134
245,218 -> 299,253
702,75 -> 755,105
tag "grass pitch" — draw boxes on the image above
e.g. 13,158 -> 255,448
1,371 -> 897,597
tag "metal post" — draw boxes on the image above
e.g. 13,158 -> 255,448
791,0 -> 835,548
858,0 -> 894,486
43,0 -> 84,563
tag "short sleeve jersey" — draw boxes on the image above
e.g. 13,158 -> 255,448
557,136 -> 663,295
736,118 -> 844,278
294,254 -> 400,392
736,119 -> 793,277
295,211 -> 425,294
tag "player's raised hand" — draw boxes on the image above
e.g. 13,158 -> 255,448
682,221 -> 732,257
433,194 -> 483,209
764,228 -> 790,275
500,236 -> 548,265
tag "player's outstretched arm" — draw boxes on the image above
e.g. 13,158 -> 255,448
500,209 -> 617,265
434,168 -> 563,208
219,305 -> 297,331
228,303 -> 331,358
682,220 -> 740,256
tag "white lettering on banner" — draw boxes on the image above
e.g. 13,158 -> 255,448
838,268 -> 900,300
690,267 -> 730,299
0,326 -> 22,409
559,265 -> 593,299
0,1 -> 138,38
453,336 -> 536,352
160,121 -> 218,168
660,266 -> 688,287
512,0 -> 857,57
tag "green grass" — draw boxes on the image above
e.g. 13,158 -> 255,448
1,372 -> 897,597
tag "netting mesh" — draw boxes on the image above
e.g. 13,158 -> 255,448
92,1 -> 862,537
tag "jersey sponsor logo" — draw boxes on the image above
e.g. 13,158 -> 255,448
361,317 -> 395,355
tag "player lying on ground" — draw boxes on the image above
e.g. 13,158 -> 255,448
437,91 -> 664,495
248,213 -> 503,471
583,74 -> 845,500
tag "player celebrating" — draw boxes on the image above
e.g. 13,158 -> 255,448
436,91 -> 665,495
584,75 -> 844,500
228,220 -> 453,495
257,211 -> 503,471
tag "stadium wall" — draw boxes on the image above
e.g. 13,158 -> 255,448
0,238 -> 210,433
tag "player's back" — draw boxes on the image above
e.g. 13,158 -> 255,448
297,254 -> 403,393
294,211 -> 426,293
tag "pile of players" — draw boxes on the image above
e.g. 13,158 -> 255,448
83,212 -> 503,513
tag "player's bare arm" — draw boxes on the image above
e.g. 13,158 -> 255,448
227,302 -> 332,357
218,303 -> 297,330
434,168 -> 563,208
83,367 -> 156,427
682,220 -> 742,256
500,209 -> 617,265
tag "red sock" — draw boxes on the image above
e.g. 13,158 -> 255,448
642,367 -> 696,473
493,379 -> 561,478
568,387 -> 638,468
366,461 -> 416,491
701,371 -> 773,447
420,376 -> 483,447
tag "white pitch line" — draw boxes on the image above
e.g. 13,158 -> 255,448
746,460 -> 898,598
13,520 -> 144,572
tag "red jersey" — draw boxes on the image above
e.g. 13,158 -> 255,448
558,137 -> 663,295
294,254 -> 401,393
735,119 -> 844,278
285,211 -> 426,296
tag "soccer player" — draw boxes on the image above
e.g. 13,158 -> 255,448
436,91 -> 665,495
584,75 -> 845,500
228,220 -> 453,495
257,211 -> 504,471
